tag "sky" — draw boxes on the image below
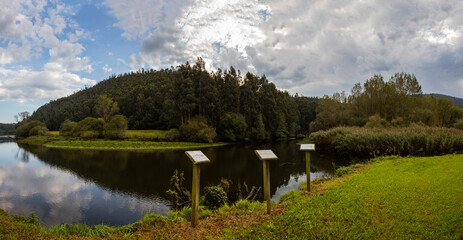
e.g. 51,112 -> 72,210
0,0 -> 462,123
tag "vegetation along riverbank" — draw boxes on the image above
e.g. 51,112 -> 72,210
0,154 -> 461,239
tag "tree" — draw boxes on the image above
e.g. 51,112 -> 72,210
59,119 -> 77,136
14,112 -> 30,123
94,95 -> 119,123
15,120 -> 47,138
105,115 -> 128,139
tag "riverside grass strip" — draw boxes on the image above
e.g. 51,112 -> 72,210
230,155 -> 463,239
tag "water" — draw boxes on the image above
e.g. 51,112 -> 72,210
0,140 -> 346,226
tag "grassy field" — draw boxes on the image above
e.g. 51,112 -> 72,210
0,155 -> 462,239
18,136 -> 228,151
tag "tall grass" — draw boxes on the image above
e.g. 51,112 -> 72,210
306,126 -> 463,158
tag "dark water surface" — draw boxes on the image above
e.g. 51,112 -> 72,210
0,141 -> 345,226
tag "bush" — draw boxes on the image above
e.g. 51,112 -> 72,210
60,119 -> 76,136
72,117 -> 104,138
365,114 -> 390,128
15,120 -> 47,138
219,112 -> 248,141
179,115 -> 216,143
201,185 -> 228,210
164,128 -> 180,141
29,126 -> 48,136
105,115 -> 128,139
335,166 -> 350,177
454,119 -> 463,130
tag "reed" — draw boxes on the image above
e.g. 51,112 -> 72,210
306,126 -> 463,159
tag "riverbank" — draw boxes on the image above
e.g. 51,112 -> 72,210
17,135 -> 230,151
0,154 -> 461,239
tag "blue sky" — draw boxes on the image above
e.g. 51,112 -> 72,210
0,0 -> 462,123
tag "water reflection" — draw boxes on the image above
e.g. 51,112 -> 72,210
0,141 -> 346,226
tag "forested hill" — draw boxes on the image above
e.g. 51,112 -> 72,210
428,94 -> 463,108
31,60 -> 318,139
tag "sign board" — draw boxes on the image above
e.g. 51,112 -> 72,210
300,144 -> 315,151
255,150 -> 278,160
185,151 -> 210,164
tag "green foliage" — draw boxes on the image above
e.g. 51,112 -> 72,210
179,115 -> 216,143
166,206 -> 211,222
72,117 -> 105,138
364,114 -> 390,128
59,119 -> 76,136
164,128 -> 180,141
454,118 -> 463,130
307,126 -> 463,159
94,94 -> 119,122
219,112 -> 247,141
201,185 -> 228,210
12,212 -> 40,225
105,114 -> 128,139
15,120 -> 47,138
335,166 -> 351,177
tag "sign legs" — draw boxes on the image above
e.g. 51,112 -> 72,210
191,164 -> 200,227
263,160 -> 271,214
306,152 -> 311,192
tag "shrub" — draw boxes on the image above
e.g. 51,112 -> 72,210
201,185 -> 228,210
15,120 -> 47,138
454,119 -> 463,130
164,128 -> 180,141
29,125 -> 48,136
105,115 -> 128,139
365,114 -> 390,128
219,112 -> 247,141
179,115 -> 216,143
60,119 -> 76,136
72,117 -> 104,138
335,166 -> 350,177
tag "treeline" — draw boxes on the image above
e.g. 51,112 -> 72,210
0,123 -> 16,135
31,59 -> 318,140
310,73 -> 463,131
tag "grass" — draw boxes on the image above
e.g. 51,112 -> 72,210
18,135 -> 229,151
1,155 -> 462,239
126,130 -> 167,139
305,126 -> 463,159
231,155 -> 463,239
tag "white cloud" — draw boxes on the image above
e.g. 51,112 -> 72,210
0,0 -> 95,103
102,64 -> 112,72
0,66 -> 95,102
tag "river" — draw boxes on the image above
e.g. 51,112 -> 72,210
0,140 -> 346,226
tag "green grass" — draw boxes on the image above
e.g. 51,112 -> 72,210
230,155 -> 463,239
126,130 -> 167,139
18,135 -> 229,151
305,126 -> 463,159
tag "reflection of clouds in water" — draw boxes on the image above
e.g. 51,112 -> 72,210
0,146 -> 170,226
271,171 -> 328,202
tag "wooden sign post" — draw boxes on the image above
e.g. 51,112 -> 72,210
255,150 -> 278,214
300,144 -> 315,192
185,151 -> 210,227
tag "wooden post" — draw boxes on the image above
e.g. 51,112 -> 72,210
191,164 -> 200,227
185,151 -> 210,228
255,150 -> 278,214
300,144 -> 315,192
305,151 -> 311,192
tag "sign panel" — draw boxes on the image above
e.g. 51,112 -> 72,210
300,144 -> 315,151
255,150 -> 278,160
186,151 -> 210,164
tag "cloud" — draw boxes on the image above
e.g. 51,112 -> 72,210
102,64 -> 112,72
0,66 -> 95,102
0,0 -> 95,103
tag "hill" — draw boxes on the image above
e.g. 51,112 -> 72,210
428,93 -> 463,107
0,123 -> 15,135
31,60 -> 318,139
